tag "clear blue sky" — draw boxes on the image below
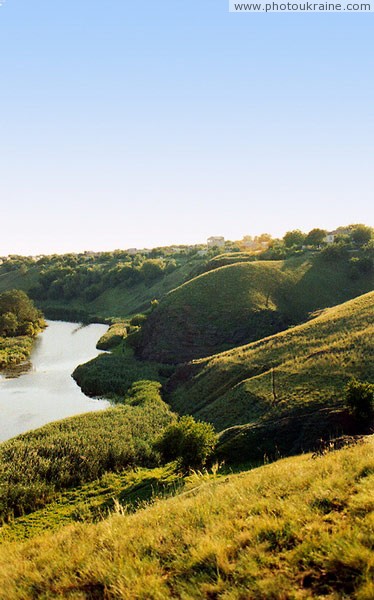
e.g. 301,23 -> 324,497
0,0 -> 373,255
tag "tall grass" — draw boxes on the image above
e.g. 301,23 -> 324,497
0,436 -> 372,598
72,346 -> 166,398
0,382 -> 174,522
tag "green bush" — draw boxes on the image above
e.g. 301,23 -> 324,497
130,314 -> 148,327
345,378 -> 374,420
154,416 -> 217,470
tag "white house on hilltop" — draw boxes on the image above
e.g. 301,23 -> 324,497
207,236 -> 225,248
324,228 -> 351,244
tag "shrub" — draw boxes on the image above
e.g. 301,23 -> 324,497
154,416 -> 217,470
130,314 -> 148,327
345,378 -> 374,420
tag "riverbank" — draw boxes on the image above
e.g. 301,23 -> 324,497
0,321 -> 109,442
0,334 -> 36,371
0,289 -> 46,372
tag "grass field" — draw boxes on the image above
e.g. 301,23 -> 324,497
0,465 -> 184,543
0,436 -> 372,599
137,256 -> 373,363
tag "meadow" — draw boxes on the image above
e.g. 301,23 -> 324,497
0,435 -> 372,598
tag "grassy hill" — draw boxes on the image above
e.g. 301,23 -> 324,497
0,436 -> 372,598
136,255 -> 373,363
0,253 -> 206,322
164,292 -> 374,460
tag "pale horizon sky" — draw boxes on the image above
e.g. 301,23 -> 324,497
1,1 -> 373,256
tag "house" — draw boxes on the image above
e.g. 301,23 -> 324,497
207,236 -> 225,248
325,233 -> 336,244
324,228 -> 351,244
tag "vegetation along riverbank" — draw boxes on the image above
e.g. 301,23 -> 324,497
0,290 -> 45,370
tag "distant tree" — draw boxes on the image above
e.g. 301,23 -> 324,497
320,241 -> 349,262
154,416 -> 217,470
257,233 -> 272,243
345,378 -> 374,420
165,258 -> 177,273
0,312 -> 18,336
261,240 -> 286,260
0,289 -> 41,326
283,230 -> 306,248
305,228 -> 327,247
140,259 -> 165,282
350,224 -> 373,247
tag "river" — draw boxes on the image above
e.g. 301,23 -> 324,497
0,321 -> 110,442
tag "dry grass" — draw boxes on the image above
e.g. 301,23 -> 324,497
0,437 -> 372,598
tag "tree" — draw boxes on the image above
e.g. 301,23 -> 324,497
283,230 -> 306,248
350,224 -> 373,247
154,416 -> 217,470
257,233 -> 272,244
0,290 -> 44,337
140,259 -> 165,282
305,228 -> 327,247
0,290 -> 40,325
345,378 -> 374,420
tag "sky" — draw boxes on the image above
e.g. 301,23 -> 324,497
0,0 -> 373,255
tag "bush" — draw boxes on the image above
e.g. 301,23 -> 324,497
154,416 -> 217,470
130,314 -> 148,327
345,378 -> 374,420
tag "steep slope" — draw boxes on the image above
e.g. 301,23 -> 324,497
167,292 -> 374,434
137,256 -> 373,363
0,438 -> 372,599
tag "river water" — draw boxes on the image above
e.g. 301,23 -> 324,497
0,321 -> 110,442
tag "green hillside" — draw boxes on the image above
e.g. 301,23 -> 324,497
165,292 -> 373,459
0,437 -> 372,599
137,255 -> 373,363
0,252 -> 206,322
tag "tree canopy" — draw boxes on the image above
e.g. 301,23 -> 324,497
0,290 -> 44,337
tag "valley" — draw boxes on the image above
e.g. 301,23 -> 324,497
0,226 -> 373,598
